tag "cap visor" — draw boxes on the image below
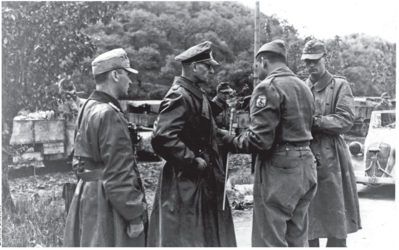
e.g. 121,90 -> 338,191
301,53 -> 324,60
125,67 -> 138,74
220,89 -> 232,93
202,59 -> 219,65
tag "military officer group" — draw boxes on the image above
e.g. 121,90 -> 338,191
63,39 -> 362,247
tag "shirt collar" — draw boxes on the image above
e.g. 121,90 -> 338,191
88,90 -> 122,110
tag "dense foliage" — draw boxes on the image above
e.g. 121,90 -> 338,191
76,1 -> 395,99
2,1 -> 120,123
2,0 -> 120,210
3,1 -> 396,119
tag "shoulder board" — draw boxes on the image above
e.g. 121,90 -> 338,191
334,75 -> 347,80
172,84 -> 181,91
108,102 -> 120,112
262,76 -> 275,86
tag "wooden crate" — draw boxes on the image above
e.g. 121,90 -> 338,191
10,119 -> 65,145
42,142 -> 65,155
13,152 -> 44,163
10,120 -> 34,145
34,120 -> 65,143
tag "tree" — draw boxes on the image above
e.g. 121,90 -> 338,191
2,1 -> 120,210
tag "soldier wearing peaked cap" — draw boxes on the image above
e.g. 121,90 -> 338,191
148,41 -> 237,247
222,39 -> 317,247
64,48 -> 148,247
302,40 -> 361,247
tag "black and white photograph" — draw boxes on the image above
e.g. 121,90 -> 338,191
1,0 -> 397,247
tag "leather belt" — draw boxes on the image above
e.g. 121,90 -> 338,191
279,141 -> 310,146
275,143 -> 311,153
76,157 -> 105,182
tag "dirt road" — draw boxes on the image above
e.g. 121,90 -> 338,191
233,184 -> 397,248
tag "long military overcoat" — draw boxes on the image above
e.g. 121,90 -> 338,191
305,71 -> 362,239
148,76 -> 237,247
63,91 -> 147,247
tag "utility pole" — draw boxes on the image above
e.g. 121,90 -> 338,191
253,1 -> 260,88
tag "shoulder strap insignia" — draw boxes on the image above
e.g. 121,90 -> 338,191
334,75 -> 347,80
263,76 -> 275,86
108,102 -> 120,112
172,84 -> 181,91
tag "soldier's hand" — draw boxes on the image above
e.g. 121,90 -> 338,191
216,128 -> 230,137
221,134 -> 236,152
126,219 -> 144,238
194,157 -> 207,170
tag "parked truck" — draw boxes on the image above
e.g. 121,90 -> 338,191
9,98 -> 161,175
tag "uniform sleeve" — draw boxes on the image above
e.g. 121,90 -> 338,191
98,109 -> 145,221
316,80 -> 355,135
151,89 -> 196,169
232,82 -> 281,153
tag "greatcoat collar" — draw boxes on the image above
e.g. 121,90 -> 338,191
306,70 -> 333,92
173,76 -> 204,99
89,90 -> 122,111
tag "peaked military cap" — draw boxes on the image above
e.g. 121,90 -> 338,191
217,82 -> 233,93
256,39 -> 287,58
175,41 -> 219,66
92,48 -> 138,76
301,40 -> 327,60
381,92 -> 391,99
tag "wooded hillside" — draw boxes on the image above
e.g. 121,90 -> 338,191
74,1 -> 395,100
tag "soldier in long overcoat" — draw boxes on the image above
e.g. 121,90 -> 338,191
301,40 -> 362,247
148,41 -> 237,247
63,49 -> 148,247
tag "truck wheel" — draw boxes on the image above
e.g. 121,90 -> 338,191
357,123 -> 369,137
231,201 -> 238,209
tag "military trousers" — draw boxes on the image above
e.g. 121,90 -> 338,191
252,150 -> 317,247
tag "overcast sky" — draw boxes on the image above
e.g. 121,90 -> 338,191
240,0 -> 397,42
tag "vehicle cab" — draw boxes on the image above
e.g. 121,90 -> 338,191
349,110 -> 396,185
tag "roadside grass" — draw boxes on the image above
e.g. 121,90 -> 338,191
2,155 -> 252,247
229,154 -> 254,186
2,197 -> 65,247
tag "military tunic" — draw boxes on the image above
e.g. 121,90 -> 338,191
148,76 -> 237,247
305,71 -> 362,240
63,90 -> 147,247
230,66 -> 317,247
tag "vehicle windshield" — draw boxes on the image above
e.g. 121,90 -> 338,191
370,111 -> 396,129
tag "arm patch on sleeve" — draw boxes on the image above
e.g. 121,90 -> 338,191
256,95 -> 267,108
